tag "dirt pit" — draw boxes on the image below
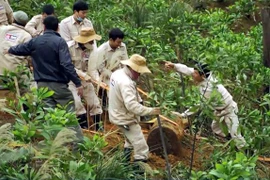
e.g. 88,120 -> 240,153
86,121 -> 214,172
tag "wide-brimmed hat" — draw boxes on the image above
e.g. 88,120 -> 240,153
73,27 -> 101,43
121,54 -> 151,74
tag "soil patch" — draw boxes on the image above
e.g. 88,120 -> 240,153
96,120 -> 214,172
0,111 -> 15,126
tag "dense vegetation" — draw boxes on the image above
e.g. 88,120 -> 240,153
0,0 -> 270,179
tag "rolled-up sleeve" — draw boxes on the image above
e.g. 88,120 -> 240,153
58,39 -> 81,87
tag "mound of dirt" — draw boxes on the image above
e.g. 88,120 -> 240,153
97,121 -> 214,172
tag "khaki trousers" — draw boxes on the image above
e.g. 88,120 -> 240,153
212,103 -> 246,149
119,123 -> 149,160
68,80 -> 102,116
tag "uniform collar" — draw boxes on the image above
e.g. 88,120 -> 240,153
71,15 -> 85,25
106,41 -> 124,52
198,72 -> 215,87
44,29 -> 61,37
11,23 -> 25,30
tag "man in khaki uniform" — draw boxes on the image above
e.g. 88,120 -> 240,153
68,27 -> 103,131
60,1 -> 103,131
59,1 -> 93,43
0,11 -> 31,76
0,11 -> 32,94
0,0 -> 12,25
89,28 -> 128,109
91,28 -> 128,86
109,54 -> 160,164
25,4 -> 54,37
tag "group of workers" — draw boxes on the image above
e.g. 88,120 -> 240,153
0,0 -> 247,166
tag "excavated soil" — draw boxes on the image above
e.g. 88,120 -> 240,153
94,121 -> 214,172
0,111 -> 15,126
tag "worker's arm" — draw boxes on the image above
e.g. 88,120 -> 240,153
165,61 -> 194,76
8,39 -> 33,56
172,108 -> 197,119
88,69 -> 100,81
122,44 -> 129,60
59,21 -> 71,42
25,16 -> 39,37
121,82 -> 159,116
174,63 -> 194,76
58,39 -> 81,87
75,68 -> 91,81
4,0 -> 13,24
87,46 -> 101,81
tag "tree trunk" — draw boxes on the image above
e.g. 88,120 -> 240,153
147,120 -> 184,156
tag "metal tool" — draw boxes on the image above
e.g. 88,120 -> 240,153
156,115 -> 172,180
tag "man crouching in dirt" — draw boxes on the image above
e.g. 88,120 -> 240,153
165,61 -> 246,150
108,54 -> 160,169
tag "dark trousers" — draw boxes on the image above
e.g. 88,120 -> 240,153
37,81 -> 75,111
37,81 -> 83,140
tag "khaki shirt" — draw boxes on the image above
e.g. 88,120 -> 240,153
0,24 -> 32,75
108,66 -> 153,126
59,15 -> 95,64
25,14 -> 44,37
59,15 -> 93,42
94,41 -> 128,85
0,0 -> 13,25
68,41 -> 92,72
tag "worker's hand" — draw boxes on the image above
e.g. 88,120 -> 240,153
3,49 -> 9,55
150,107 -> 161,115
172,111 -> 188,119
100,82 -> 108,88
164,61 -> 175,70
77,86 -> 83,97
84,74 -> 92,82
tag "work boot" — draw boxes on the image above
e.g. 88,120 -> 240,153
77,113 -> 88,129
123,148 -> 132,164
133,159 -> 148,176
91,114 -> 103,131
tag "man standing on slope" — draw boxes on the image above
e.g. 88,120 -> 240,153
109,54 -> 160,165
69,27 -> 103,131
60,0 -> 103,131
5,16 -> 84,139
90,28 -> 128,110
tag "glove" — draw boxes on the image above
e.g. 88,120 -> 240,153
149,107 -> 161,115
172,111 -> 188,119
